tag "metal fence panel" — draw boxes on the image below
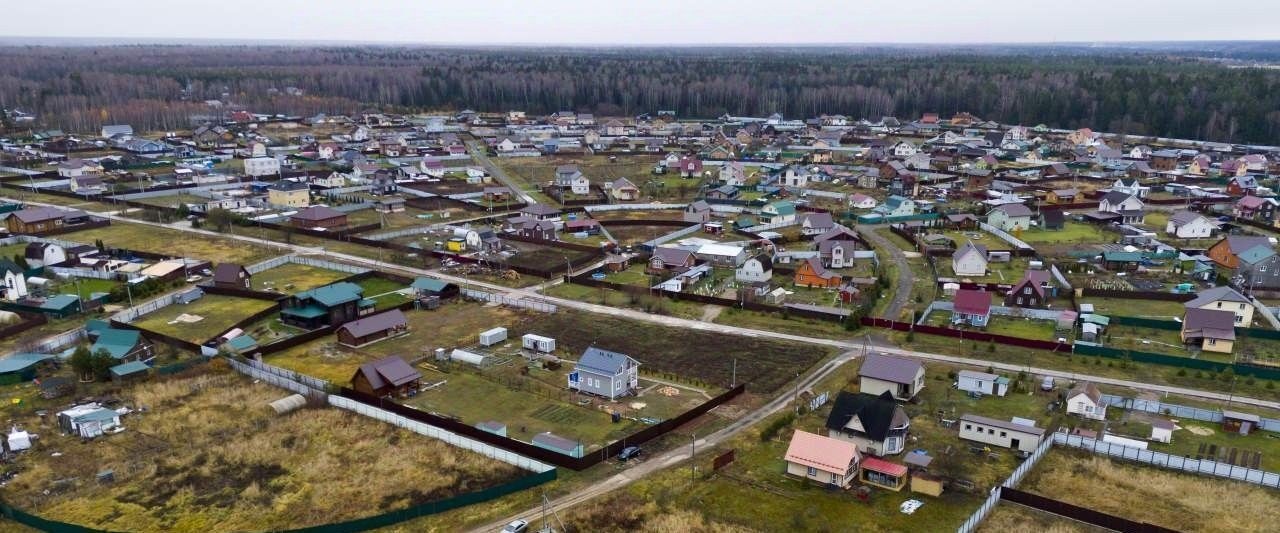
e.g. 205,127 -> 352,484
461,288 -> 557,313
1052,431 -> 1280,489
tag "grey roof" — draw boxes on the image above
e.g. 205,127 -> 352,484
212,263 -> 247,284
858,354 -> 922,385
355,355 -> 420,389
652,247 -> 694,266
292,205 -> 345,221
953,240 -> 988,262
957,370 -> 1000,382
1101,190 -> 1134,206
803,212 -> 834,228
577,346 -> 636,375
1184,285 -> 1249,308
13,206 -> 74,224
960,414 -> 1044,436
1225,235 -> 1273,255
532,432 -> 579,452
1182,308 -> 1237,340
993,203 -> 1033,217
521,204 -> 561,216
1168,210 -> 1206,227
339,309 -> 407,339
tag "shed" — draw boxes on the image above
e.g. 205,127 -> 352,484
476,421 -> 508,437
1222,410 -> 1261,435
336,309 -> 409,347
1150,418 -> 1174,443
225,335 -> 259,354
956,370 -> 1009,397
57,404 -> 121,439
479,327 -> 508,347
860,456 -> 908,491
351,356 -> 422,398
6,428 -> 32,452
531,432 -> 583,458
521,334 -> 556,353
108,360 -> 150,382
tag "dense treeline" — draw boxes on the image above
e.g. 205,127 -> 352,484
3,45 -> 1280,144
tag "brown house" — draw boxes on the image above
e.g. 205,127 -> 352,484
336,309 -> 409,347
1005,270 -> 1052,308
794,257 -> 842,288
647,247 -> 696,274
351,355 -> 422,398
212,263 -> 251,289
290,205 -> 348,229
6,207 -> 73,234
1206,235 -> 1272,269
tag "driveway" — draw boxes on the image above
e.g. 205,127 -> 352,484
465,140 -> 539,205
857,224 -> 913,320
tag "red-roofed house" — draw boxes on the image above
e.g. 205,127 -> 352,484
953,289 -> 991,327
784,430 -> 861,489
860,456 -> 908,491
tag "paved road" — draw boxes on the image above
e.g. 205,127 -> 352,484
466,140 -> 539,205
857,225 -> 913,320
467,350 -> 865,533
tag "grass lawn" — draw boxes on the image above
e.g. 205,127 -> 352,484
1106,412 -> 1280,471
1076,296 -> 1188,319
55,277 -> 121,300
939,229 -> 1006,250
985,316 -> 1061,341
0,369 -> 522,532
980,503 -> 1102,533
132,294 -> 277,344
251,263 -> 351,294
1017,222 -> 1110,245
356,276 -> 412,310
64,222 -> 279,265
1018,449 -> 1280,533
936,257 -> 1028,284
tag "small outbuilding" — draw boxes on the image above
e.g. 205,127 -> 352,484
532,432 -> 583,458
336,309 -> 409,347
1222,410 -> 1261,435
1150,418 -> 1174,443
956,370 -> 1009,397
958,414 -> 1045,453
351,356 -> 422,398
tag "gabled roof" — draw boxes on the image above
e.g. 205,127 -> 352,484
1100,190 -> 1135,206
1067,382 -> 1102,404
354,355 -> 421,390
0,353 -> 54,374
576,346 -> 636,375
410,277 -> 449,292
859,354 -> 922,385
960,414 -> 1044,436
814,226 -> 859,243
292,205 -> 345,222
745,253 -> 773,271
1182,308 -> 1237,341
799,256 -> 837,279
338,309 -> 407,339
521,204 -> 562,217
953,288 -> 992,316
953,240 -> 988,262
1184,285 -> 1249,308
652,247 -> 695,266
1238,246 -> 1276,266
1010,270 -> 1051,299
212,263 -> 248,284
802,212 -> 834,228
824,391 -> 907,442
12,206 -> 73,224
1223,235 -> 1273,255
785,430 -> 859,475
91,328 -> 142,359
1168,210 -> 1207,227
295,282 -> 363,307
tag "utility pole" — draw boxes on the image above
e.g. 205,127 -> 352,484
792,371 -> 801,413
731,358 -> 737,387
690,432 -> 697,483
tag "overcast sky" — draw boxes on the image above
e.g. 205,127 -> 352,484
7,0 -> 1280,45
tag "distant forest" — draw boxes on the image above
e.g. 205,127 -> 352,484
4,45 -> 1280,144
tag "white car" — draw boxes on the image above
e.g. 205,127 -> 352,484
501,519 -> 528,533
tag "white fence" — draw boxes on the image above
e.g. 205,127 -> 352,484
246,254 -> 372,276
329,395 -> 554,472
227,357 -> 330,396
956,433 -> 1054,533
1052,431 -> 1280,488
361,225 -> 439,242
641,223 -> 703,250
978,221 -> 1034,250
19,327 -> 87,354
743,219 -> 799,233
46,265 -> 141,281
1098,394 -> 1280,433
584,202 -> 686,212
462,288 -> 557,313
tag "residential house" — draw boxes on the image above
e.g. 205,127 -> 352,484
244,156 -> 281,177
337,309 -> 409,347
647,247 -> 696,275
1005,270 -> 1052,308
23,242 -> 66,268
1046,189 -> 1078,204
795,256 -> 841,288
958,414 -> 1044,453
1184,285 -> 1253,326
1236,246 -> 1280,290
1180,307 -> 1237,354
0,259 -> 28,301
706,184 -> 740,201
1111,178 -> 1150,198
567,347 -> 640,400
268,181 -> 311,208
1040,209 -> 1065,230
952,241 -> 988,277
676,156 -> 704,178
1066,382 -> 1106,420
858,354 -> 925,401
800,212 -> 835,236
736,253 -> 773,283
520,204 -> 562,221
351,355 -> 421,397
553,165 -> 591,195
607,178 -> 640,201
784,430 -> 861,489
779,166 -> 811,188
1228,175 -> 1260,196
100,124 -> 133,138
986,203 -> 1034,232
1102,250 -> 1143,272
952,289 -> 992,327
684,200 -> 712,223
719,162 -> 747,186
56,159 -> 98,178
848,193 -> 877,210
91,328 -> 151,363
290,205 -> 347,229
519,219 -> 557,240
872,196 -> 915,218
695,243 -> 747,267
1165,211 -> 1216,239
759,201 -> 797,225
6,207 -> 77,235
1207,235 -> 1273,269
816,227 -> 862,268
825,391 -> 910,456
957,370 -> 1009,397
483,186 -> 512,203
1097,191 -> 1145,224
1233,196 -> 1275,223
212,263 -> 251,289
892,141 -> 918,157
280,282 -> 369,329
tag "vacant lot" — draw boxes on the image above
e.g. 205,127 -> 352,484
1018,222 -> 1111,245
1076,296 -> 1188,319
509,241 -> 598,272
65,222 -> 279,265
0,369 -> 521,532
252,263 -> 351,294
607,224 -> 692,246
132,295 -> 277,344
1019,450 -> 1280,533
497,154 -> 661,187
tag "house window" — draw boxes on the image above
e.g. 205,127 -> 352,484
988,428 -> 995,435
831,473 -> 839,484
1217,302 -> 1223,308
964,424 -> 971,431
1235,316 -> 1243,324
1209,338 -> 1218,346
1000,431 -> 1007,438
807,466 -> 817,476
1240,304 -> 1246,310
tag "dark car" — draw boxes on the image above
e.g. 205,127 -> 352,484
618,446 -> 642,461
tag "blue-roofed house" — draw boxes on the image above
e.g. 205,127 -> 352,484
873,196 -> 916,217
280,282 -> 370,329
568,347 -> 640,400
411,277 -> 459,299
38,294 -> 81,317
109,360 -> 150,382
91,328 -> 151,362
532,432 -> 584,458
0,353 -> 55,380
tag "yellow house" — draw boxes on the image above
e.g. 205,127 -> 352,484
267,181 -> 310,208
1184,286 -> 1254,327
1180,308 -> 1236,354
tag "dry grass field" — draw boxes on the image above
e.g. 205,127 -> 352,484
0,367 -> 520,532
64,222 -> 279,265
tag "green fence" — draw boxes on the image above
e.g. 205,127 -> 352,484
1072,342 -> 1280,380
0,465 -> 556,533
154,357 -> 209,375
1108,315 -> 1182,331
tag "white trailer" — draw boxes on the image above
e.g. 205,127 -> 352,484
521,334 -> 556,353
478,327 -> 508,347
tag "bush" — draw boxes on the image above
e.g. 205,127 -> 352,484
760,412 -> 796,442
1177,368 -> 1187,377
1268,381 -> 1276,390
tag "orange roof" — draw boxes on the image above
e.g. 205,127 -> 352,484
784,430 -> 859,475
860,456 -> 907,477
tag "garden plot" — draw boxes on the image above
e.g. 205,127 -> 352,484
0,369 -> 522,532
251,262 -> 351,294
131,295 -> 278,344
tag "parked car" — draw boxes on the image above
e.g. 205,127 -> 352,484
618,446 -> 642,461
1040,376 -> 1055,391
501,519 -> 528,533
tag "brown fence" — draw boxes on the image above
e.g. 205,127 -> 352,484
108,319 -> 205,354
567,273 -> 849,323
1000,487 -> 1177,533
337,383 -> 745,470
200,284 -> 288,302
0,312 -> 48,342
597,219 -> 695,228
1080,288 -> 1195,302
860,317 -> 1071,352
250,326 -> 337,358
21,218 -> 111,238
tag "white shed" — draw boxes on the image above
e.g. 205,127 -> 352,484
478,327 -> 508,347
957,370 -> 1009,397
1103,433 -> 1148,450
1150,418 -> 1174,443
522,334 -> 556,353
6,427 -> 32,452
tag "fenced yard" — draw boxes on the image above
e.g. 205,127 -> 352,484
251,262 -> 352,294
131,294 -> 278,344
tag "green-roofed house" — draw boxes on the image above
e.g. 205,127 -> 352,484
410,277 -> 459,299
224,335 -> 258,354
0,353 -> 55,381
1102,251 -> 1143,272
91,328 -> 151,362
38,294 -> 81,318
109,360 -> 150,382
281,281 -> 370,329
760,200 -> 797,225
